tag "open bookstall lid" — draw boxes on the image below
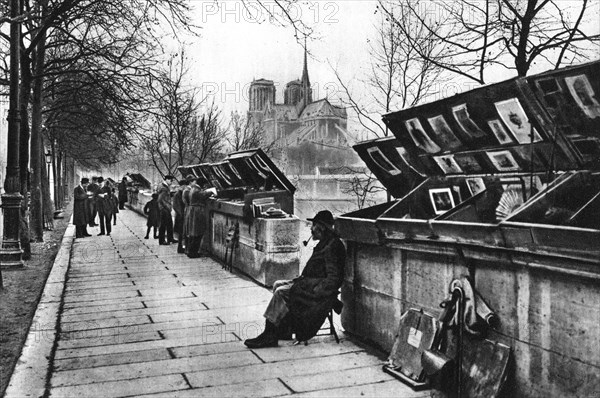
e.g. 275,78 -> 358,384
352,137 -> 425,199
177,148 -> 296,193
125,173 -> 151,189
381,60 -> 600,179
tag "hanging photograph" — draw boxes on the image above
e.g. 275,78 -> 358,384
487,119 -> 514,145
487,150 -> 521,172
454,154 -> 484,173
564,74 -> 600,119
367,147 -> 401,175
429,188 -> 456,215
451,104 -> 486,138
433,155 -> 463,174
404,118 -> 441,154
495,98 -> 543,144
427,115 -> 462,150
466,177 -> 486,196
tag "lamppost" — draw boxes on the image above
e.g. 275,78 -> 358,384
45,150 -> 52,185
1,0 -> 23,272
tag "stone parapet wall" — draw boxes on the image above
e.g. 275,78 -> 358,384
341,237 -> 600,397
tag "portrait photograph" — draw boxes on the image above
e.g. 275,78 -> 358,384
495,98 -> 543,144
404,118 -> 441,154
429,187 -> 456,215
487,119 -> 514,145
367,147 -> 401,175
452,104 -> 486,138
564,74 -> 600,119
454,154 -> 484,173
433,155 -> 463,174
427,115 -> 462,150
466,177 -> 486,196
487,150 -> 521,172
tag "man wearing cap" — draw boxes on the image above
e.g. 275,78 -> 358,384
157,174 -> 177,245
74,178 -> 91,238
244,210 -> 346,348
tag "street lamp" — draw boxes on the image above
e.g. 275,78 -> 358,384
45,150 -> 53,201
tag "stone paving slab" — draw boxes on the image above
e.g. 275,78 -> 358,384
7,208 -> 429,398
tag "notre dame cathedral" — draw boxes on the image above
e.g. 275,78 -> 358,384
247,49 -> 356,178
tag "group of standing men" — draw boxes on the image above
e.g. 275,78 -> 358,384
144,174 -> 215,258
73,176 -> 128,238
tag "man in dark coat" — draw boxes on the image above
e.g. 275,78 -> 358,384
96,177 -> 114,236
157,175 -> 176,245
185,177 -> 214,258
74,178 -> 91,238
118,177 -> 128,209
86,176 -> 100,226
173,179 -> 188,253
244,210 -> 346,348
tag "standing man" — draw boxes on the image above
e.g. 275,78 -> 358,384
173,179 -> 188,253
118,176 -> 128,210
74,178 -> 91,238
181,174 -> 196,254
157,174 -> 176,245
244,210 -> 346,348
86,176 -> 100,227
186,177 -> 215,258
96,177 -> 114,236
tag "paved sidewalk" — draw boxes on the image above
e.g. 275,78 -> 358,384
6,209 -> 429,397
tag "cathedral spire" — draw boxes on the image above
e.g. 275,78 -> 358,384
300,38 -> 312,112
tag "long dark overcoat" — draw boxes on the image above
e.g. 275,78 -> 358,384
289,234 -> 346,341
144,199 -> 160,227
73,185 -> 89,226
173,189 -> 185,235
97,185 -> 114,216
186,185 -> 213,237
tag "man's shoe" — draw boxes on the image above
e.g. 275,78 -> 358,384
159,242 -> 169,245
97,233 -> 105,236
144,236 -> 149,239
177,248 -> 185,254
244,335 -> 278,349
84,233 -> 92,237
170,239 -> 178,244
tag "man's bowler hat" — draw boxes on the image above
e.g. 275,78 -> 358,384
81,178 -> 89,184
307,210 -> 335,230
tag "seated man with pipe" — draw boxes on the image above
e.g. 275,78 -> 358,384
244,210 -> 346,349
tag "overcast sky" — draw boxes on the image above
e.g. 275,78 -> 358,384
184,1 -> 377,118
177,0 -> 600,141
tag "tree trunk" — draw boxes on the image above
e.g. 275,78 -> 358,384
30,22 -> 48,241
19,49 -> 32,259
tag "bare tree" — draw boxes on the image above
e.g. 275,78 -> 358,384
379,0 -> 600,83
140,54 -> 226,177
335,166 -> 387,210
331,0 -> 444,138
226,110 -> 271,152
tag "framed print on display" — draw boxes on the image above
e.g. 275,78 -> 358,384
454,154 -> 484,173
487,119 -> 514,145
466,177 -> 486,196
427,115 -> 462,150
404,118 -> 441,154
564,74 -> 600,119
433,155 -> 463,174
367,147 -> 401,175
429,188 -> 455,215
495,98 -> 543,144
487,150 -> 521,172
452,104 -> 486,138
